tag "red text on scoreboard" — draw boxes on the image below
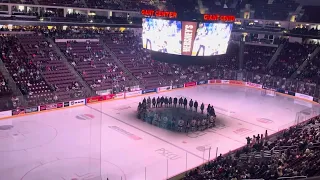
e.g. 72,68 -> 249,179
203,14 -> 235,22
141,9 -> 178,18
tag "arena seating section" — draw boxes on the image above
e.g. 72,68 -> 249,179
37,0 -> 84,7
85,0 -> 155,11
270,42 -> 317,78
250,0 -> 298,20
57,40 -> 130,91
184,115 -> 320,180
298,52 -> 320,84
0,71 -> 12,110
0,36 -> 55,106
244,45 -> 276,73
215,43 -> 239,70
102,33 -> 165,89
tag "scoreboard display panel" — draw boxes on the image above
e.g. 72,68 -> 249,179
142,18 -> 182,55
142,17 -> 233,56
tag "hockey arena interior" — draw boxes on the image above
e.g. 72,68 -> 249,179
1,0 -> 320,180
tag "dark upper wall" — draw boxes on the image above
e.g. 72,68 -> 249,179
297,0 -> 320,6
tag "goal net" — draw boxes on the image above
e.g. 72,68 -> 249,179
261,89 -> 276,97
278,108 -> 320,131
295,107 -> 320,125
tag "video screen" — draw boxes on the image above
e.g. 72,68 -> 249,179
192,23 -> 233,56
142,18 -> 233,56
142,18 -> 182,55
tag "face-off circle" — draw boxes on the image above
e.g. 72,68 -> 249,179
21,157 -> 126,180
0,121 -> 57,152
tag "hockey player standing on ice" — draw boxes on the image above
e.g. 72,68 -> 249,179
189,99 -> 193,110
143,98 -> 146,105
164,97 -> 169,107
179,97 -> 183,107
152,97 -> 156,108
207,104 -> 211,115
138,102 -> 142,111
156,97 -> 160,108
210,106 -> 216,116
169,97 -> 172,107
194,100 -> 198,112
160,96 -> 165,107
183,98 -> 188,109
174,97 -> 178,107
200,103 -> 204,113
147,97 -> 151,108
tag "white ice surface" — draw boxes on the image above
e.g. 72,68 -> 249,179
0,85 -> 319,180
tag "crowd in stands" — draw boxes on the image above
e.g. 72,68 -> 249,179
244,45 -> 276,73
58,40 -> 129,92
0,72 -> 13,110
184,115 -> 320,180
297,52 -> 320,84
290,27 -> 320,36
269,42 -> 318,78
103,33 -> 165,89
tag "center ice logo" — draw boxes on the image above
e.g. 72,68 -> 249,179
76,114 -> 95,120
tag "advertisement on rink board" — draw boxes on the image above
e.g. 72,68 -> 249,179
40,103 -> 59,111
86,94 -> 115,103
125,85 -> 140,92
221,80 -> 229,84
142,88 -> 157,94
114,92 -> 125,99
245,82 -> 263,89
125,90 -> 142,98
184,82 -> 197,87
100,94 -> 115,101
96,89 -> 112,96
277,89 -> 295,96
172,84 -> 184,89
197,80 -> 207,85
229,80 -> 244,85
157,86 -> 172,92
0,110 -> 12,118
69,99 -> 85,106
12,108 -> 25,115
295,93 -> 314,101
208,80 -> 216,84
25,107 -> 39,113
64,101 -> 70,107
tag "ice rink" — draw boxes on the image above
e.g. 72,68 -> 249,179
1,85 -> 320,180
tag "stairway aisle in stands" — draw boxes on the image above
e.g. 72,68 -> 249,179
291,46 -> 320,79
18,35 -> 87,103
102,33 -> 167,89
47,37 -> 93,96
99,37 -> 140,87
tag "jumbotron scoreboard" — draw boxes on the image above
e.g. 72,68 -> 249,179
141,9 -> 235,56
